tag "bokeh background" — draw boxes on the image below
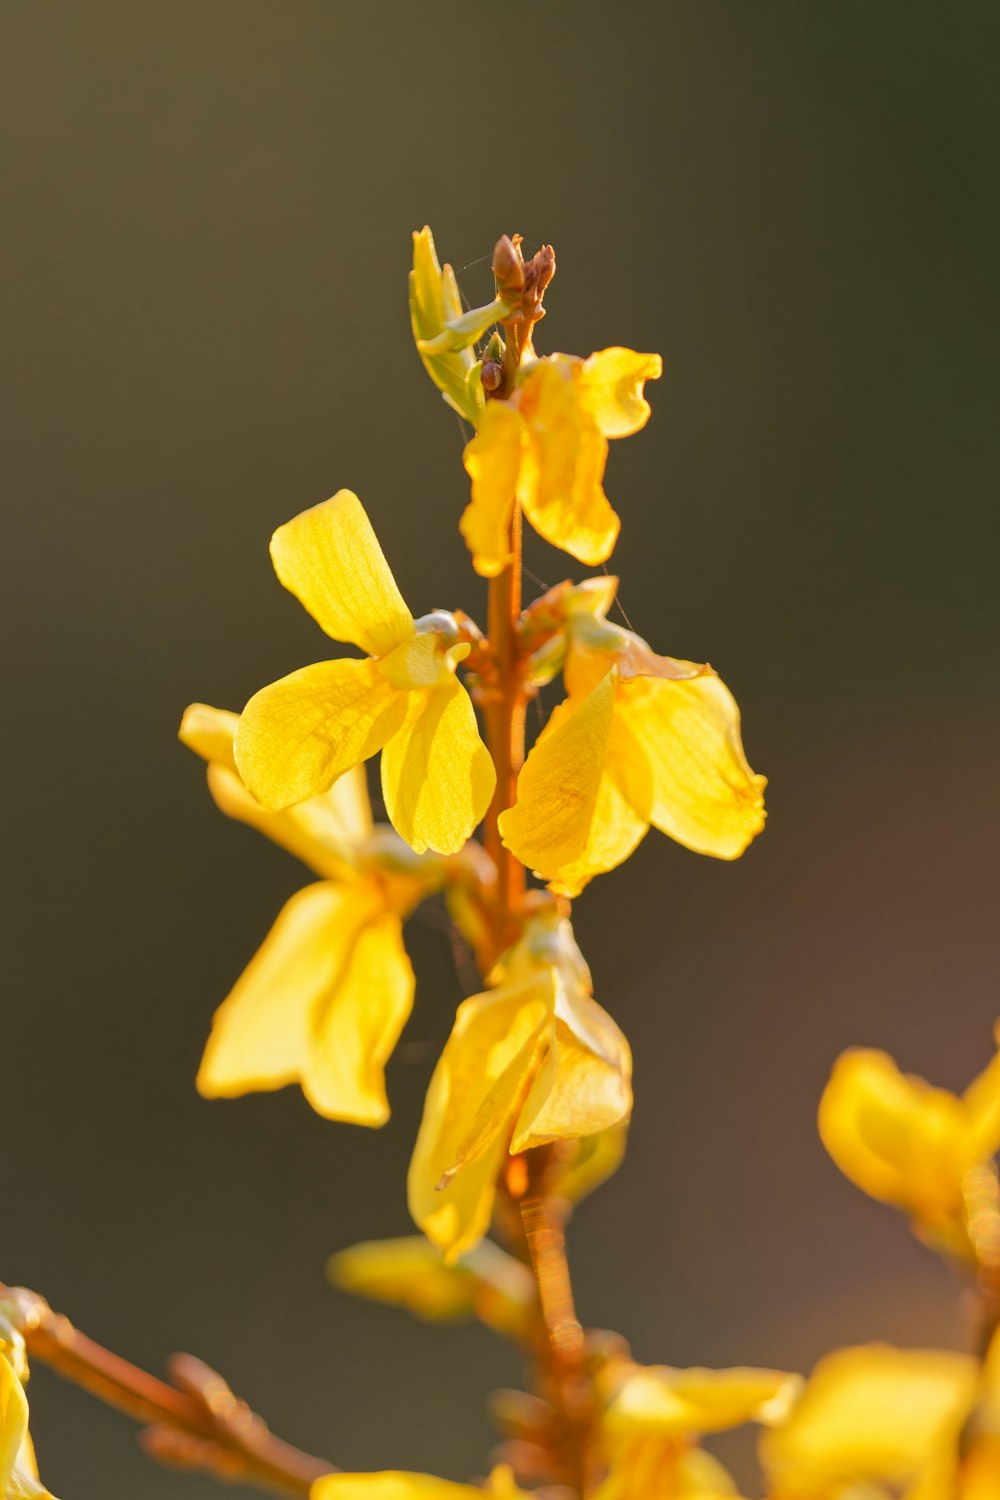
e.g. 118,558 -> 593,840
5,2 -> 1000,1492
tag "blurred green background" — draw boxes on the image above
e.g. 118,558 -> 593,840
5,2 -> 1000,1492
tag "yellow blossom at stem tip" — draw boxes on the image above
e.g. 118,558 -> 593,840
234,490 -> 495,856
181,704 -> 443,1125
461,348 -> 661,576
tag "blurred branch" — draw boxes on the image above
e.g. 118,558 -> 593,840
1,1285 -> 333,1497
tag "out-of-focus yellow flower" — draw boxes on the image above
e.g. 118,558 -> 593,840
313,1465 -> 527,1499
408,907 -> 632,1261
235,490 -> 495,856
818,1030 -> 1000,1252
327,1234 -> 535,1341
758,1344 -> 978,1499
409,227 -> 484,426
499,579 -> 766,895
181,704 -> 443,1125
593,1361 -> 795,1500
0,1313 -> 54,1500
461,349 -> 661,576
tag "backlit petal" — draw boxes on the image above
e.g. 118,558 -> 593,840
519,362 -> 619,565
408,980 -> 550,1261
461,401 -> 524,577
236,657 -> 406,812
315,1472 -> 529,1500
613,672 -> 766,859
581,348 -> 663,438
544,760 -> 649,898
818,1050 -> 967,1230
760,1346 -> 977,1496
197,882 -> 411,1126
499,673 -> 616,878
270,491 -> 413,657
512,990 -> 632,1152
0,1357 -> 29,1495
606,1364 -> 799,1438
182,702 -> 373,875
380,681 -> 495,855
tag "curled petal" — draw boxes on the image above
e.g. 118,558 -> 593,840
409,226 -> 480,424
461,402 -> 524,577
270,491 -> 414,657
178,703 -> 240,771
408,981 -> 551,1261
380,680 -> 495,855
613,672 -> 766,859
512,991 -> 632,1152
581,347 -> 663,438
499,673 -> 616,877
235,657 -> 406,812
197,882 -> 412,1126
818,1049 -> 968,1229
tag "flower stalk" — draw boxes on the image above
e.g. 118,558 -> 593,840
1,1286 -> 331,1497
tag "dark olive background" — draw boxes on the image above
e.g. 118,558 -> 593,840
4,2 -> 1000,1493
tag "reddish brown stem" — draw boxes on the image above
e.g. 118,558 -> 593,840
4,1287 -> 331,1498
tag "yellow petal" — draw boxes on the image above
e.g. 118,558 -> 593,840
327,1235 -> 534,1338
236,657 -> 406,812
818,1049 -> 968,1230
0,1357 -> 29,1495
551,1125 -> 628,1205
182,703 -> 372,876
314,1476 -> 488,1500
408,980 -> 550,1261
380,680 -> 495,856
314,1472 -> 530,1500
759,1345 -> 978,1497
270,491 -> 414,657
0,1356 -> 52,1500
461,401 -> 524,578
512,991 -> 632,1152
544,759 -> 649,898
178,702 -> 240,772
607,1364 -> 800,1438
518,361 -> 619,566
409,227 -> 481,426
961,1037 -> 1000,1167
498,673 -> 616,878
197,882 -> 412,1126
613,671 -> 766,859
581,348 -> 663,438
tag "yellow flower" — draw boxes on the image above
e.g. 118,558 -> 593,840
593,1361 -> 796,1500
499,579 -> 766,895
408,908 -> 632,1261
759,1345 -> 979,1499
181,703 -> 440,1126
328,1235 -> 535,1340
818,1030 -> 1000,1251
313,1466 -> 527,1499
0,1314 -> 54,1500
409,227 -> 483,427
461,348 -> 661,576
235,490 -> 495,856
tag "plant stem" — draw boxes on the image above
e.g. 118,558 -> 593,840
482,503 -> 526,959
3,1286 -> 331,1498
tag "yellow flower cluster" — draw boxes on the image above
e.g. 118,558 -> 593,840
152,225 -> 1000,1500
